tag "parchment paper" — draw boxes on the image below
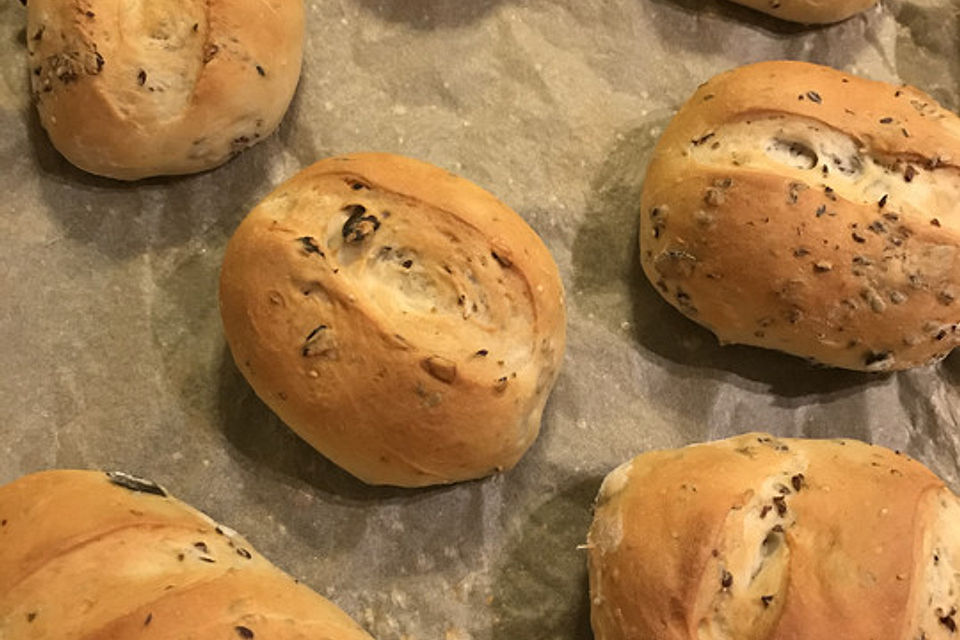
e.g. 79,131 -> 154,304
2,1 -> 960,638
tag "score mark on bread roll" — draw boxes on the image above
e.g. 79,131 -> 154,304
219,153 -> 566,487
24,0 -> 304,180
587,433 -> 960,640
640,61 -> 960,371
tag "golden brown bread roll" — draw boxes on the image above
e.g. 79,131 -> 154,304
0,470 -> 375,640
587,432 -> 960,640
219,152 -> 566,487
727,0 -> 876,24
25,0 -> 304,180
640,61 -> 960,371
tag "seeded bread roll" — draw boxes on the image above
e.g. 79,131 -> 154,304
728,0 -> 876,24
0,470 -> 375,640
25,0 -> 304,180
640,61 -> 960,371
219,152 -> 566,487
588,432 -> 960,640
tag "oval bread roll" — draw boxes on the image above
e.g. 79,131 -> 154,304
728,0 -> 876,24
219,153 -> 566,487
0,470 -> 375,640
25,0 -> 304,180
588,433 -> 960,640
640,61 -> 960,371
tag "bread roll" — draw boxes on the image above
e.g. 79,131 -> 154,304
588,433 -> 960,640
0,470 -> 375,640
727,0 -> 875,24
25,0 -> 304,180
219,152 -> 566,487
640,61 -> 960,371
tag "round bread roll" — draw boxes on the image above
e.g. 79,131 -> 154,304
25,0 -> 304,180
727,0 -> 875,24
219,152 -> 566,487
0,469 -> 375,640
640,61 -> 960,371
588,432 -> 960,640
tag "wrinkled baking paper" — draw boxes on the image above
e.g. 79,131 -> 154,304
1,0 -> 959,638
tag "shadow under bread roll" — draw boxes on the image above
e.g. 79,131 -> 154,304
0,470 -> 375,640
640,60 -> 960,371
728,0 -> 876,24
24,0 -> 304,180
219,153 -> 566,487
588,433 -> 960,640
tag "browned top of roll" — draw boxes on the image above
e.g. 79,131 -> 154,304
219,152 -> 566,487
640,61 -> 960,371
588,433 -> 955,640
26,0 -> 304,180
0,470 -> 375,640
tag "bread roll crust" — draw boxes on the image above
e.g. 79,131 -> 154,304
219,153 -> 566,487
588,433 -> 959,640
25,0 -> 304,180
640,61 -> 960,371
0,470 -> 374,640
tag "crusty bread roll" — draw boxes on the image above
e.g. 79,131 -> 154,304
727,0 -> 875,24
0,470 -> 375,640
25,0 -> 304,180
640,61 -> 960,371
219,152 -> 566,487
588,432 -> 960,640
